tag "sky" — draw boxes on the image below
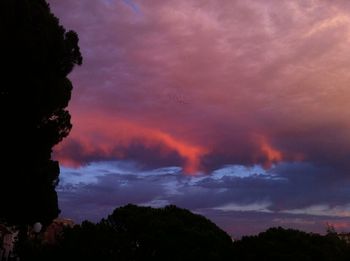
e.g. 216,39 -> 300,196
48,0 -> 350,238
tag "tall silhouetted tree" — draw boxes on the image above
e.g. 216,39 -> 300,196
0,0 -> 82,226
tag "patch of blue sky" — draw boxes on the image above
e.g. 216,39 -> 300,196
210,164 -> 288,182
59,161 -> 136,186
211,164 -> 267,179
59,161 -> 183,187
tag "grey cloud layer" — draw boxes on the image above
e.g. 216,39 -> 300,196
58,161 -> 350,236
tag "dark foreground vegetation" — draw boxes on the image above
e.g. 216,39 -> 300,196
18,204 -> 350,261
232,226 -> 350,261
21,205 -> 233,260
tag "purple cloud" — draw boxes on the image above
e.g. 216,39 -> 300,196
46,0 -> 350,235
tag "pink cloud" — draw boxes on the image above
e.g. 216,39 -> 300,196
49,0 -> 350,172
54,112 -> 208,174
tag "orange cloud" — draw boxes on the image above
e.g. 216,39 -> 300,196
54,113 -> 208,175
152,130 -> 206,174
253,134 -> 283,169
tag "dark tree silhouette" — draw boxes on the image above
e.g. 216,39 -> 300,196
38,205 -> 233,261
232,227 -> 350,261
0,0 -> 82,226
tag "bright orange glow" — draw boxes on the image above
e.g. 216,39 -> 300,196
254,134 -> 283,168
54,113 -> 208,175
155,131 -> 205,174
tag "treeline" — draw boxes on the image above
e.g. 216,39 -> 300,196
233,227 -> 350,260
19,204 -> 350,261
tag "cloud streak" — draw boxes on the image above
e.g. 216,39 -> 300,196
54,113 -> 208,174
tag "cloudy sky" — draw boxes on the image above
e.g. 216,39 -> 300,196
48,0 -> 350,237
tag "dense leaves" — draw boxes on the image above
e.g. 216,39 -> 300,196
18,205 -> 350,260
0,0 -> 82,226
37,205 -> 233,261
232,227 -> 350,261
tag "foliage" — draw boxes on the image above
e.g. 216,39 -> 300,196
0,0 -> 82,226
35,205 -> 233,261
232,226 -> 350,261
18,206 -> 350,260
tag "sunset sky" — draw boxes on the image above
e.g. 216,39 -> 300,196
48,0 -> 350,237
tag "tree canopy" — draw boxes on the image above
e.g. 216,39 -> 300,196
41,204 -> 233,261
232,227 -> 350,261
0,0 -> 82,226
15,205 -> 350,260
